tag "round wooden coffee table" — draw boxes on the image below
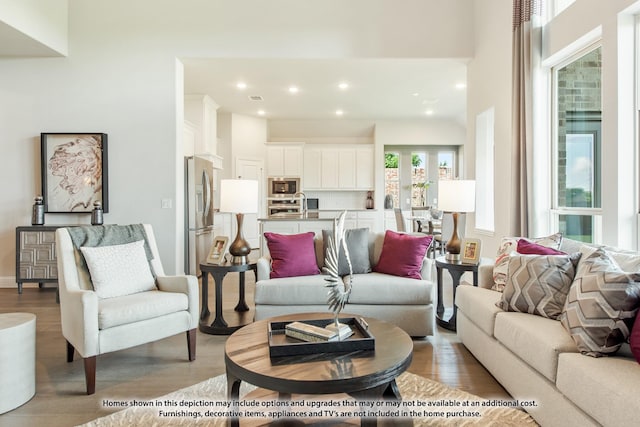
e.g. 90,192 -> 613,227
225,312 -> 413,426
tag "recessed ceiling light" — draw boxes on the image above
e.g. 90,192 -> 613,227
338,82 -> 349,90
425,110 -> 434,116
288,86 -> 299,94
236,82 -> 247,90
257,110 -> 265,116
412,92 -> 419,97
455,83 -> 467,90
336,110 -> 344,116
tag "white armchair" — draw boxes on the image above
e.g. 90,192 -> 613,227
55,224 -> 199,395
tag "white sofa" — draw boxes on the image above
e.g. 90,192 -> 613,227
254,231 -> 435,337
455,239 -> 640,427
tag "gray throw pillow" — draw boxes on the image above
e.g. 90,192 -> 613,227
560,247 -> 640,357
496,253 -> 581,319
322,228 -> 371,276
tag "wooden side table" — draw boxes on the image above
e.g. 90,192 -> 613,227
199,261 -> 257,335
435,256 -> 479,331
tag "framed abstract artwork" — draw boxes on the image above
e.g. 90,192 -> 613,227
41,133 -> 109,213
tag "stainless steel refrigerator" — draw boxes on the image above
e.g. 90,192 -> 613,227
185,156 -> 215,276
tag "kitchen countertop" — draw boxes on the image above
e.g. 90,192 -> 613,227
259,209 -> 378,221
258,212 -> 332,221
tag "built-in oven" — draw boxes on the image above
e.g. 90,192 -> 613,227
268,177 -> 300,197
268,198 -> 301,216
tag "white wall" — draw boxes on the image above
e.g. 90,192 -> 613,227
0,0 -> 68,56
0,0 -> 474,280
465,0 -> 513,258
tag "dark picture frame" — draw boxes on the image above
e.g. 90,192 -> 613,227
41,133 -> 109,213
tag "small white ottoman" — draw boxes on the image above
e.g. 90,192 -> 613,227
0,313 -> 36,414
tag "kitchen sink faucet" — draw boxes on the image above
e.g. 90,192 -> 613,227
292,192 -> 307,213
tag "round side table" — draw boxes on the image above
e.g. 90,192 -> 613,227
0,313 -> 36,414
435,256 -> 479,331
199,261 -> 257,335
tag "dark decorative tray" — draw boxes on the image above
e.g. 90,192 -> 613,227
268,317 -> 375,358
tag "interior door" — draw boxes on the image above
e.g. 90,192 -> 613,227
235,158 -> 264,250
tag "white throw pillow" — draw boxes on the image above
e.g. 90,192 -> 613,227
80,240 -> 156,299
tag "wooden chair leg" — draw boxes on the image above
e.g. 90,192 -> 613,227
66,340 -> 74,363
84,356 -> 96,395
187,328 -> 196,361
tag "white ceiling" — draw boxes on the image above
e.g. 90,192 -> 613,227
182,58 -> 468,125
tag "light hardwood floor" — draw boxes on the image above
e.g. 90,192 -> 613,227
0,275 -> 509,427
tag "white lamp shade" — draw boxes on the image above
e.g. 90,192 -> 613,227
219,179 -> 258,214
438,180 -> 476,212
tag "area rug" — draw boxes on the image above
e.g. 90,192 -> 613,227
79,372 -> 537,426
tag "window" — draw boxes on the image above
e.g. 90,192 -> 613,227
438,152 -> 454,179
384,152 -> 400,209
552,46 -> 602,243
411,152 -> 429,207
552,0 -> 575,17
475,108 -> 495,232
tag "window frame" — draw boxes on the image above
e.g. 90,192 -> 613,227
550,42 -> 603,243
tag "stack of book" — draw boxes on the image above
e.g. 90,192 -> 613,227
285,321 -> 353,342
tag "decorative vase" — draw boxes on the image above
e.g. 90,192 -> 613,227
31,196 -> 44,225
384,194 -> 393,209
366,191 -> 374,209
91,201 -> 103,225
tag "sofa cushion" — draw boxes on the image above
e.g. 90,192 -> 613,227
255,275 -> 331,305
264,232 -> 320,279
98,290 -> 188,329
494,312 -> 578,382
492,233 -> 563,292
80,240 -> 157,299
322,228 -> 371,276
557,352 -> 640,426
374,230 -> 432,279
348,272 -> 433,305
496,253 -> 580,319
631,313 -> 640,363
516,238 -> 566,255
560,247 -> 640,357
455,285 -> 503,336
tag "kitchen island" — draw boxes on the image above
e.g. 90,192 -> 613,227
258,209 -> 380,254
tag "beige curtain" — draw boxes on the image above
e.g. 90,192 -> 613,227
511,0 -> 543,236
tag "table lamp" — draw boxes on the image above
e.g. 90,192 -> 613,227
220,179 -> 258,264
437,180 -> 475,261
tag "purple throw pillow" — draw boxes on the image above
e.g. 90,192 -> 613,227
631,313 -> 640,364
264,232 -> 320,279
374,230 -> 432,279
517,239 -> 566,255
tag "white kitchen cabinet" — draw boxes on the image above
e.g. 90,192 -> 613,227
185,94 -> 219,155
320,150 -> 339,188
298,221 -> 329,237
303,147 -> 323,189
338,149 -> 356,189
355,146 -> 374,189
356,211 -> 378,231
266,144 -> 303,177
303,144 -> 374,190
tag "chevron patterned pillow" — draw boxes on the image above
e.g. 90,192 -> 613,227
560,247 -> 640,357
497,253 -> 581,319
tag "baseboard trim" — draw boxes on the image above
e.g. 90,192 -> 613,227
0,276 -> 19,288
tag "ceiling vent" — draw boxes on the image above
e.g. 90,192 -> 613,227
248,95 -> 263,101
